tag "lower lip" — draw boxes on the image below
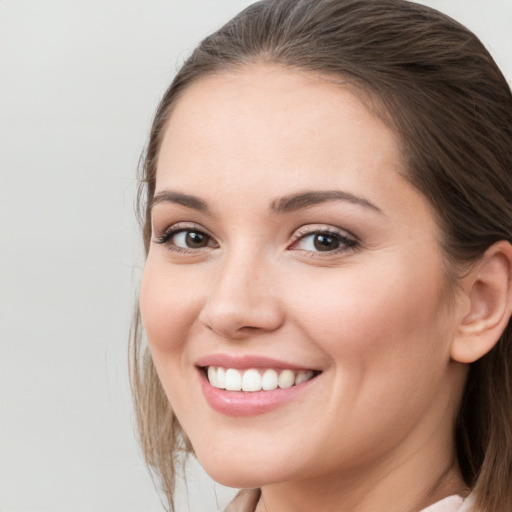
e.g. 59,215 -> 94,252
199,369 -> 318,417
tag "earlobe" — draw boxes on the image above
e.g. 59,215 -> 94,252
451,241 -> 512,364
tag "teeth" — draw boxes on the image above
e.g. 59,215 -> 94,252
225,368 -> 242,391
242,369 -> 261,392
207,366 -> 217,387
295,370 -> 313,385
261,369 -> 278,390
215,367 -> 226,389
206,367 -> 316,392
278,369 -> 295,389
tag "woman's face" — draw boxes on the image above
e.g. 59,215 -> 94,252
140,66 -> 465,488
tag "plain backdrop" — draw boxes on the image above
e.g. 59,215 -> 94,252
1,1 -> 510,511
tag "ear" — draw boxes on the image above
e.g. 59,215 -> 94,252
451,241 -> 512,364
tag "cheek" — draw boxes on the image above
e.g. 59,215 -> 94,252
286,255 -> 452,375
139,258 -> 207,419
139,257 -> 202,356
279,258 -> 456,463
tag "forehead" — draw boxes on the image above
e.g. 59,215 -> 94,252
156,65 -> 403,198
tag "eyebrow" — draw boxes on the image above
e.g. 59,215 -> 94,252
270,190 -> 383,215
150,188 -> 383,216
151,190 -> 211,214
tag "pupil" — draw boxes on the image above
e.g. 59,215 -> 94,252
313,234 -> 339,251
186,231 -> 208,248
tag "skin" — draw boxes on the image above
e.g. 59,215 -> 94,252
140,65 -> 471,512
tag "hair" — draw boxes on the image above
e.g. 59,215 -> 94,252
130,1 -> 512,510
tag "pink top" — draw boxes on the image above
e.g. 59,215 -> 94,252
421,494 -> 474,512
225,490 -> 475,512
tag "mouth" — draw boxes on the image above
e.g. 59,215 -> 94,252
195,354 -> 323,416
202,366 -> 320,392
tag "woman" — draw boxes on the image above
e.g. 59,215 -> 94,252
130,0 -> 512,510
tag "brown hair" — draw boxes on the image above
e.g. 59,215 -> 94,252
130,1 -> 512,510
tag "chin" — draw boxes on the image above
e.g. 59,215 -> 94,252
205,471 -> 263,490
196,448 -> 292,489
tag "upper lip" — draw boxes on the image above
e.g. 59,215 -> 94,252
195,353 -> 322,372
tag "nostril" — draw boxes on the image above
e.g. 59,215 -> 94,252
198,280 -> 285,338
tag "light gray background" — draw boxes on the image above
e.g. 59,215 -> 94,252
1,1 -> 510,511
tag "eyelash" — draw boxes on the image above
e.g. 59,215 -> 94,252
289,226 -> 359,255
153,223 -> 216,253
153,223 -> 359,255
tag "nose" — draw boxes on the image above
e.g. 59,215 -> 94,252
198,250 -> 284,339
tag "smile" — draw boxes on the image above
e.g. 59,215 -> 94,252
196,357 -> 323,416
206,366 -> 316,392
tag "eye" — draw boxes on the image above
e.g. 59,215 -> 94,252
172,230 -> 211,249
290,227 -> 358,254
153,224 -> 218,252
